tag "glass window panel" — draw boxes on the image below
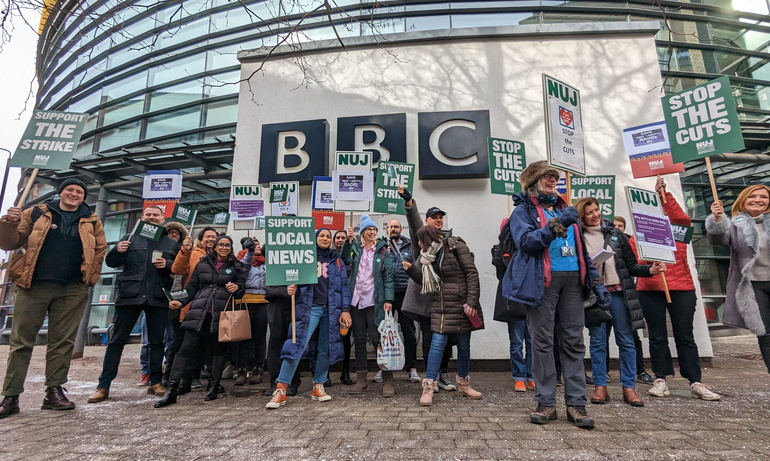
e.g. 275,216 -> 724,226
148,53 -> 206,86
149,80 -> 203,111
98,121 -> 142,151
74,137 -> 95,159
452,12 -> 532,28
204,70 -> 240,97
85,113 -> 99,132
103,96 -> 145,126
362,17 -> 404,36
67,90 -> 103,113
202,99 -> 237,126
210,7 -> 255,31
406,15 -> 450,32
108,45 -> 148,70
145,106 -> 202,139
102,70 -> 149,102
206,44 -> 242,71
155,17 -> 210,50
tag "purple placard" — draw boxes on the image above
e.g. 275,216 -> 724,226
150,177 -> 172,192
632,212 -> 676,250
230,199 -> 264,218
339,174 -> 364,193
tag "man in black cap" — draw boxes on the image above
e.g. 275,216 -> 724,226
0,178 -> 107,418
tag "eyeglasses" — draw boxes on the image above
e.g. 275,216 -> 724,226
216,243 -> 231,248
541,174 -> 559,181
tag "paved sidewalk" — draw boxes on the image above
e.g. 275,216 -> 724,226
0,335 -> 768,460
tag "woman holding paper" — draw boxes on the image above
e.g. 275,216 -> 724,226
706,185 -> 770,373
629,177 -> 721,401
575,197 -> 664,407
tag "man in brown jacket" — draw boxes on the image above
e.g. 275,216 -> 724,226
0,178 -> 106,418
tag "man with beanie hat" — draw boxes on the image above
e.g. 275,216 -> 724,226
0,178 -> 106,418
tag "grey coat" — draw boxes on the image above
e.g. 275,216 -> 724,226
706,213 -> 770,336
401,199 -> 434,319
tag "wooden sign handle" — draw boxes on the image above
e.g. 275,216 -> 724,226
705,157 -> 719,202
291,293 -> 296,344
16,168 -> 39,206
565,172 -> 572,206
660,272 -> 672,303
657,174 -> 667,204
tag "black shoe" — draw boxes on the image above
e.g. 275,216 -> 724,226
340,371 -> 353,385
566,406 -> 595,429
585,374 -> 594,386
177,378 -> 192,396
287,385 -> 298,397
154,385 -> 178,408
636,372 -> 655,384
161,379 -> 169,388
0,396 -> 19,419
41,386 -> 75,411
324,376 -> 332,388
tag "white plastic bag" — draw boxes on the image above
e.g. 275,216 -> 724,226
376,311 -> 405,371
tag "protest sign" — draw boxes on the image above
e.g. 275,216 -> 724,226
142,170 -> 183,199
625,186 -> 675,264
312,177 -> 334,210
622,121 -> 684,178
230,199 -> 264,219
231,185 -> 261,200
143,199 -> 178,218
570,175 -> 615,217
488,138 -> 526,195
542,74 -> 585,175
269,182 -> 299,216
131,220 -> 164,242
671,223 -> 695,244
170,203 -> 197,226
213,212 -> 230,225
265,217 -> 318,286
631,213 -> 677,251
333,152 -> 372,212
373,161 -> 414,215
269,184 -> 289,203
312,210 -> 346,230
10,110 -> 88,170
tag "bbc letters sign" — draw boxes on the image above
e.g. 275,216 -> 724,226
337,114 -> 407,164
259,119 -> 329,184
418,110 -> 491,180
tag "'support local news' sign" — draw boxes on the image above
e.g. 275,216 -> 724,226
265,217 -> 318,286
11,111 -> 88,170
570,175 -> 615,217
488,137 -> 526,195
543,74 -> 585,175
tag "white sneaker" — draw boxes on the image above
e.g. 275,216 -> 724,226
408,368 -> 421,383
372,371 -> 383,383
690,382 -> 721,401
648,378 -> 670,397
438,372 -> 457,391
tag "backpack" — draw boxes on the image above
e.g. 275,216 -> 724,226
491,217 -> 516,281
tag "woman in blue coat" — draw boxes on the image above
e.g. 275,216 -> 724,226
266,228 -> 352,409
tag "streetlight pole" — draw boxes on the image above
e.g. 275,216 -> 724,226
0,148 -> 11,211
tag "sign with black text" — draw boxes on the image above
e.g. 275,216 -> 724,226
543,74 -> 585,175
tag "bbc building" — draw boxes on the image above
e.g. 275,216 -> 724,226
16,1 -> 770,357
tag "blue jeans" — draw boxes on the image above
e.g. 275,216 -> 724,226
507,320 -> 532,381
588,292 -> 637,389
425,331 -> 471,380
277,304 -> 329,385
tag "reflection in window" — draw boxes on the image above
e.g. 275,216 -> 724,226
98,121 -> 142,151
103,96 -> 145,127
148,53 -> 206,87
102,70 -> 149,102
204,70 -> 240,97
67,90 -> 102,114
155,16 -> 211,50
452,12 -> 531,28
74,137 -> 95,159
406,15 -> 450,32
149,80 -> 204,111
202,99 -> 238,126
145,106 -> 202,139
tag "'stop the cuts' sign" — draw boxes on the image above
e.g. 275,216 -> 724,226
662,76 -> 744,163
488,137 -> 526,195
11,110 -> 88,170
543,74 -> 585,176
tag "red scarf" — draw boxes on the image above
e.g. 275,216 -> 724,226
236,248 -> 265,267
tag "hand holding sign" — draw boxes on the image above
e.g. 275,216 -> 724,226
5,207 -> 21,223
169,300 -> 182,310
650,261 -> 666,275
116,240 -> 131,253
711,201 -> 724,222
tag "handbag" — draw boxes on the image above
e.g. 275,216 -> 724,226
218,296 -> 252,342
584,288 -> 612,328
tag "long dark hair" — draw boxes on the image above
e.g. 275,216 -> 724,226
213,235 -> 236,262
415,225 -> 442,250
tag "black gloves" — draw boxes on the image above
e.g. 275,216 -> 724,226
560,206 -> 579,228
243,238 -> 257,252
398,188 -> 412,203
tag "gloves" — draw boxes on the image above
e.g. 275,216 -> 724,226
548,217 -> 567,238
593,284 -> 612,308
560,206 -> 579,228
398,188 -> 412,203
243,238 -> 257,252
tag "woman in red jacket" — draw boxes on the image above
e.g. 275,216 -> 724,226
629,178 -> 720,401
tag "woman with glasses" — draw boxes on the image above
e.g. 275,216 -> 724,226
155,235 -> 247,407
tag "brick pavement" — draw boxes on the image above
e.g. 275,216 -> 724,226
0,335 -> 768,460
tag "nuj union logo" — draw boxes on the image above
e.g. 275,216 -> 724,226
559,107 -> 574,129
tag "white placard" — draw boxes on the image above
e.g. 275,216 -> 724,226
270,181 -> 299,216
142,170 -> 183,199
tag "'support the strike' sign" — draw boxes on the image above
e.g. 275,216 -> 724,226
373,161 -> 414,215
662,76 -> 744,163
542,74 -> 585,175
487,137 -> 526,195
265,216 -> 318,286
10,110 -> 88,170
569,175 -> 615,217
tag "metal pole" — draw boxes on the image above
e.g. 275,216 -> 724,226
0,148 -> 11,211
72,185 -> 108,359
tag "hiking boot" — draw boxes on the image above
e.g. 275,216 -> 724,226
41,386 -> 75,411
438,372 -> 456,391
420,379 -> 434,406
87,388 -> 109,403
456,375 -> 482,399
147,383 -> 167,396
530,404 -> 557,425
690,382 -> 721,401
372,371 -> 383,383
266,382 -> 287,409
351,371 -> 368,394
648,378 -> 670,397
636,371 -> 655,384
248,368 -> 263,385
311,383 -> 331,402
137,373 -> 150,387
622,387 -> 644,407
514,380 -> 526,392
590,386 -> 610,404
566,406 -> 595,429
339,370 -> 353,385
0,396 -> 19,419
234,369 -> 247,386
408,368 -> 421,383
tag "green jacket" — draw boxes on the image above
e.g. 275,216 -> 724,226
341,238 -> 395,326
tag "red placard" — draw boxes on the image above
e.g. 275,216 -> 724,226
143,199 -> 178,218
312,210 -> 346,230
629,151 -> 685,179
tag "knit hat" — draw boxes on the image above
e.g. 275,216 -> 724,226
57,178 -> 88,200
359,214 -> 378,234
518,160 -> 560,191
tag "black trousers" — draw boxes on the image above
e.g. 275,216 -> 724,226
176,315 -> 227,360
352,305 -> 379,372
235,303 -> 268,370
639,290 -> 701,383
393,291 -> 418,371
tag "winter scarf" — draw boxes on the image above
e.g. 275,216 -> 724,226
420,240 -> 443,294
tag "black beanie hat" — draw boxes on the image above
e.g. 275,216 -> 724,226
58,178 -> 88,200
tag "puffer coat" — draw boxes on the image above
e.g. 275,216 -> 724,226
406,236 -> 484,333
178,253 -> 247,333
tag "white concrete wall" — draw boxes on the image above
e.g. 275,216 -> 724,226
233,29 -> 713,359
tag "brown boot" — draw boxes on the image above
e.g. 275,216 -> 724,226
420,379 -> 434,406
87,388 -> 109,403
622,387 -> 645,407
456,375 -> 482,399
41,386 -> 75,411
351,371 -> 368,394
590,385 -> 610,404
381,371 -> 394,398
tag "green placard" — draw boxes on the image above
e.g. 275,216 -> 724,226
270,184 -> 289,203
10,110 -> 88,170
265,216 -> 318,286
373,161 -> 415,215
662,76 -> 744,163
671,224 -> 695,244
213,212 -> 230,225
488,137 -> 526,195
171,204 -> 197,226
570,175 -> 615,217
133,221 -> 163,241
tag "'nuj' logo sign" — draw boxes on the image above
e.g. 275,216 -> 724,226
630,189 -> 659,207
547,79 -> 579,106
337,153 -> 369,166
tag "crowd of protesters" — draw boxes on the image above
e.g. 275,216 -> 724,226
1,166 -> 767,429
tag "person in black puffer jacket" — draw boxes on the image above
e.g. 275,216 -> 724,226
575,198 -> 665,408
155,235 -> 247,407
